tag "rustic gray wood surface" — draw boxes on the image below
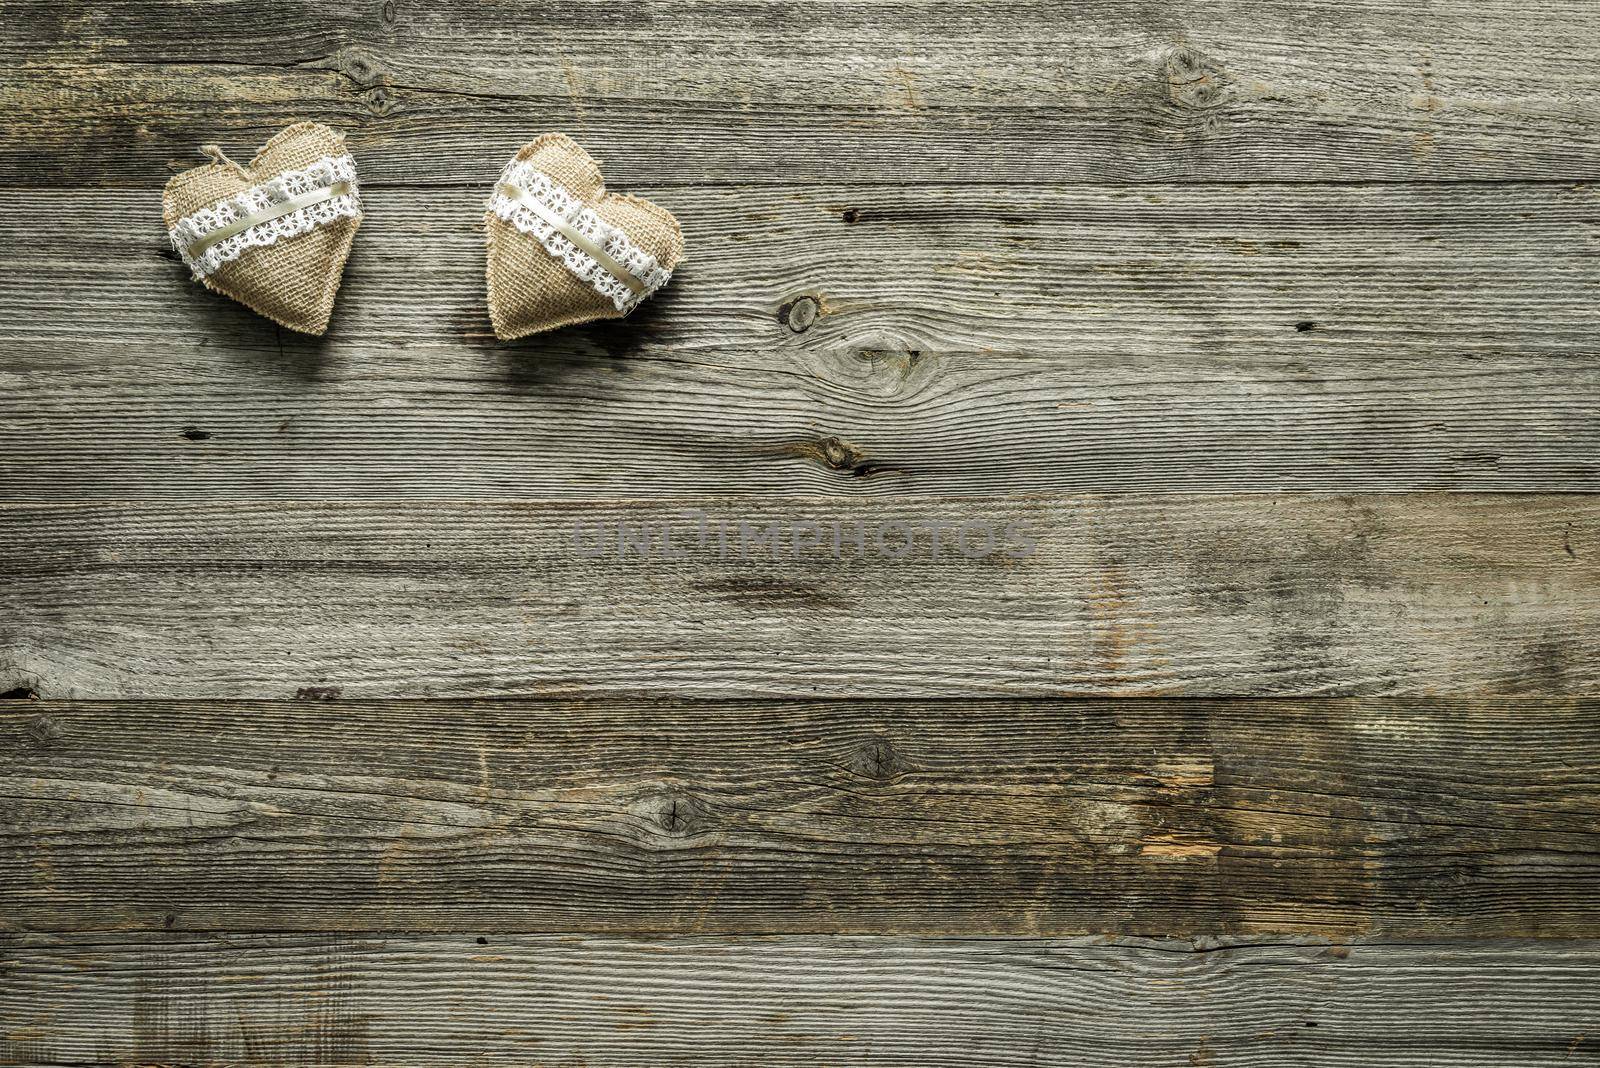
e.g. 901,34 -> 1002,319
5,183 -> 1600,497
3,495 -> 1596,699
5,697 -> 1598,938
5,1 -> 1600,185
5,935 -> 1599,1067
2,0 -> 1598,1064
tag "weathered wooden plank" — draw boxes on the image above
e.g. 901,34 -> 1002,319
3,342 -> 1597,498
10,183 -> 1597,355
1,697 -> 1598,938
3,934 -> 1599,1067
4,181 -> 1598,497
3,0 -> 1599,185
3,496 -> 1595,699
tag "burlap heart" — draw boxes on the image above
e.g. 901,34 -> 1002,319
164,122 -> 362,335
484,134 -> 683,340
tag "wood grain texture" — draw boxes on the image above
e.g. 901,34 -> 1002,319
4,182 -> 1599,497
6,340 -> 1599,499
4,934 -> 1600,1067
9,182 -> 1600,354
2,697 -> 1598,937
4,0 -> 1599,1059
3,0 -> 1599,185
3,496 -> 1594,700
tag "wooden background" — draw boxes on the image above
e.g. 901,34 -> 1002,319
2,0 -> 1599,1063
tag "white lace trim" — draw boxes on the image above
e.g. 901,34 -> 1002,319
168,154 -> 362,279
487,160 -> 672,312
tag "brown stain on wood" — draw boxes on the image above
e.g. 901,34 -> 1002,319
889,66 -> 925,110
1139,834 -> 1222,859
1084,563 -> 1166,691
1153,760 -> 1213,791
1087,565 -> 1133,679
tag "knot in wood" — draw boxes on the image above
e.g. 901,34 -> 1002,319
819,435 -> 867,472
779,295 -> 821,333
850,735 -> 900,781
1162,45 -> 1232,111
647,789 -> 711,838
321,46 -> 389,90
365,86 -> 398,116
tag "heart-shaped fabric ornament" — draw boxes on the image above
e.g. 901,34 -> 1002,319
484,134 -> 683,340
164,122 -> 362,335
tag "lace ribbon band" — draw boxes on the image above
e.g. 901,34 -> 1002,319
168,154 -> 362,279
495,181 -> 647,296
487,163 -> 671,312
183,181 -> 353,262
